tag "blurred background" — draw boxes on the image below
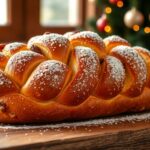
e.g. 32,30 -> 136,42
0,0 -> 149,49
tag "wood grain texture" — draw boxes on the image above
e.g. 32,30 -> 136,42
0,113 -> 150,150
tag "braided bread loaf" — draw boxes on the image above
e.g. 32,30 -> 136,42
0,31 -> 150,123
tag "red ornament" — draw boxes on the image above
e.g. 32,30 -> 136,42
109,0 -> 120,5
96,14 -> 108,32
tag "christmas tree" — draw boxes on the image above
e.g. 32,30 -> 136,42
88,0 -> 150,49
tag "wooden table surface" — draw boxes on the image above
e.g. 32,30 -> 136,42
0,112 -> 150,150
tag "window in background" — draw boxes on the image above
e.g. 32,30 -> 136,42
0,0 -> 8,25
0,0 -> 86,42
40,0 -> 80,26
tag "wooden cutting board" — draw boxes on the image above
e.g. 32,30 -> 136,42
0,112 -> 150,150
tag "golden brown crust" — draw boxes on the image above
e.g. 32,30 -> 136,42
104,35 -> 130,53
0,70 -> 19,97
2,42 -> 27,57
69,31 -> 106,59
0,43 -> 6,51
57,46 -> 100,105
0,52 -> 8,69
5,51 -> 45,86
133,46 -> 150,87
28,34 -> 71,64
21,60 -> 70,101
110,46 -> 147,97
94,56 -> 125,99
0,88 -> 150,123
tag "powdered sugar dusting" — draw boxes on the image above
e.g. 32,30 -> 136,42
7,51 -> 42,73
106,56 -> 125,92
104,35 -> 129,45
5,51 -> 44,86
28,33 -> 69,52
28,35 -> 42,48
70,31 -> 105,49
3,42 -> 26,51
42,34 -> 68,51
111,46 -> 147,92
71,46 -> 100,98
28,60 -> 68,92
0,70 -> 16,89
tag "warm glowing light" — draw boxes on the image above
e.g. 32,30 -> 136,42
0,0 -> 7,25
144,27 -> 150,34
105,7 -> 112,14
88,0 -> 95,2
117,1 -> 124,8
104,25 -> 112,33
133,25 -> 140,31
